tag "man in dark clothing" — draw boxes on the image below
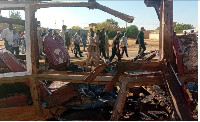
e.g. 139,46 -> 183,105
133,27 -> 146,62
99,28 -> 108,59
109,31 -> 121,62
137,27 -> 146,54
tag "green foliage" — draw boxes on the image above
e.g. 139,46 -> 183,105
156,27 -> 160,30
126,25 -> 139,38
94,22 -> 115,33
9,10 -> 24,33
106,18 -> 119,27
70,26 -> 82,30
9,10 -> 22,20
174,23 -> 193,33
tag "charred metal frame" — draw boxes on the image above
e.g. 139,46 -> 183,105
0,0 -> 193,121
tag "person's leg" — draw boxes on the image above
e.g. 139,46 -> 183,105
109,48 -> 116,61
74,44 -> 78,57
116,51 -> 121,61
101,46 -> 107,59
10,47 -> 14,54
16,46 -> 19,56
78,44 -> 83,57
121,46 -> 125,57
125,46 -> 128,57
138,45 -> 142,54
83,43 -> 86,51
105,45 -> 109,57
5,44 -> 9,50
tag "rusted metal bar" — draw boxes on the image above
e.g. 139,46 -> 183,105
161,0 -> 173,62
110,79 -> 129,121
116,61 -> 166,71
35,2 -> 94,9
28,5 -> 42,116
84,63 -> 114,83
0,75 -> 30,84
93,2 -> 134,23
105,69 -> 124,92
164,65 -> 193,121
0,16 -> 40,26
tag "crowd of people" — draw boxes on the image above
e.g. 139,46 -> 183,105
1,24 -> 147,63
1,24 -> 26,56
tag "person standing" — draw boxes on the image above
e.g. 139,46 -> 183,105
99,28 -> 108,59
65,31 -> 71,50
121,32 -> 128,58
61,25 -> 67,49
109,31 -> 121,62
81,34 -> 87,51
105,30 -> 109,58
21,31 -> 26,54
1,24 -> 13,52
94,30 -> 101,59
74,30 -> 83,58
12,28 -> 20,55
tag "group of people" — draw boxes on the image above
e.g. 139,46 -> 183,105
1,24 -> 26,55
1,24 -> 147,63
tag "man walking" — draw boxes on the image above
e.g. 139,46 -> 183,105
109,31 -> 121,62
105,30 -> 109,58
74,30 -> 83,58
121,32 -> 128,58
1,24 -> 13,52
61,25 -> 68,49
99,28 -> 108,59
133,27 -> 146,61
12,28 -> 20,55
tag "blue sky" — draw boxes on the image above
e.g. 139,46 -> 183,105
1,0 -> 198,30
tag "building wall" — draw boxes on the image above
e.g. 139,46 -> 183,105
143,31 -> 150,39
67,29 -> 88,37
149,33 -> 159,39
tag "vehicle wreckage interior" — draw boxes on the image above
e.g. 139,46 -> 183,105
0,0 -> 198,121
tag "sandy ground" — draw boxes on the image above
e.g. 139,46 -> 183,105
0,39 -> 159,65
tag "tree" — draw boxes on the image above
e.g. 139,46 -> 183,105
9,10 -> 22,20
174,23 -> 193,33
126,25 -> 139,38
94,22 -> 115,33
71,26 -> 82,30
156,27 -> 160,30
106,18 -> 118,27
9,10 -> 24,33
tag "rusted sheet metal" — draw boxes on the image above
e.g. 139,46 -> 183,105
0,106 -> 52,121
110,79 -> 129,121
43,82 -> 78,107
0,93 -> 30,108
164,66 -> 193,121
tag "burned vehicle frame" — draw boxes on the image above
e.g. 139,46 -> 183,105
0,0 -> 197,121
